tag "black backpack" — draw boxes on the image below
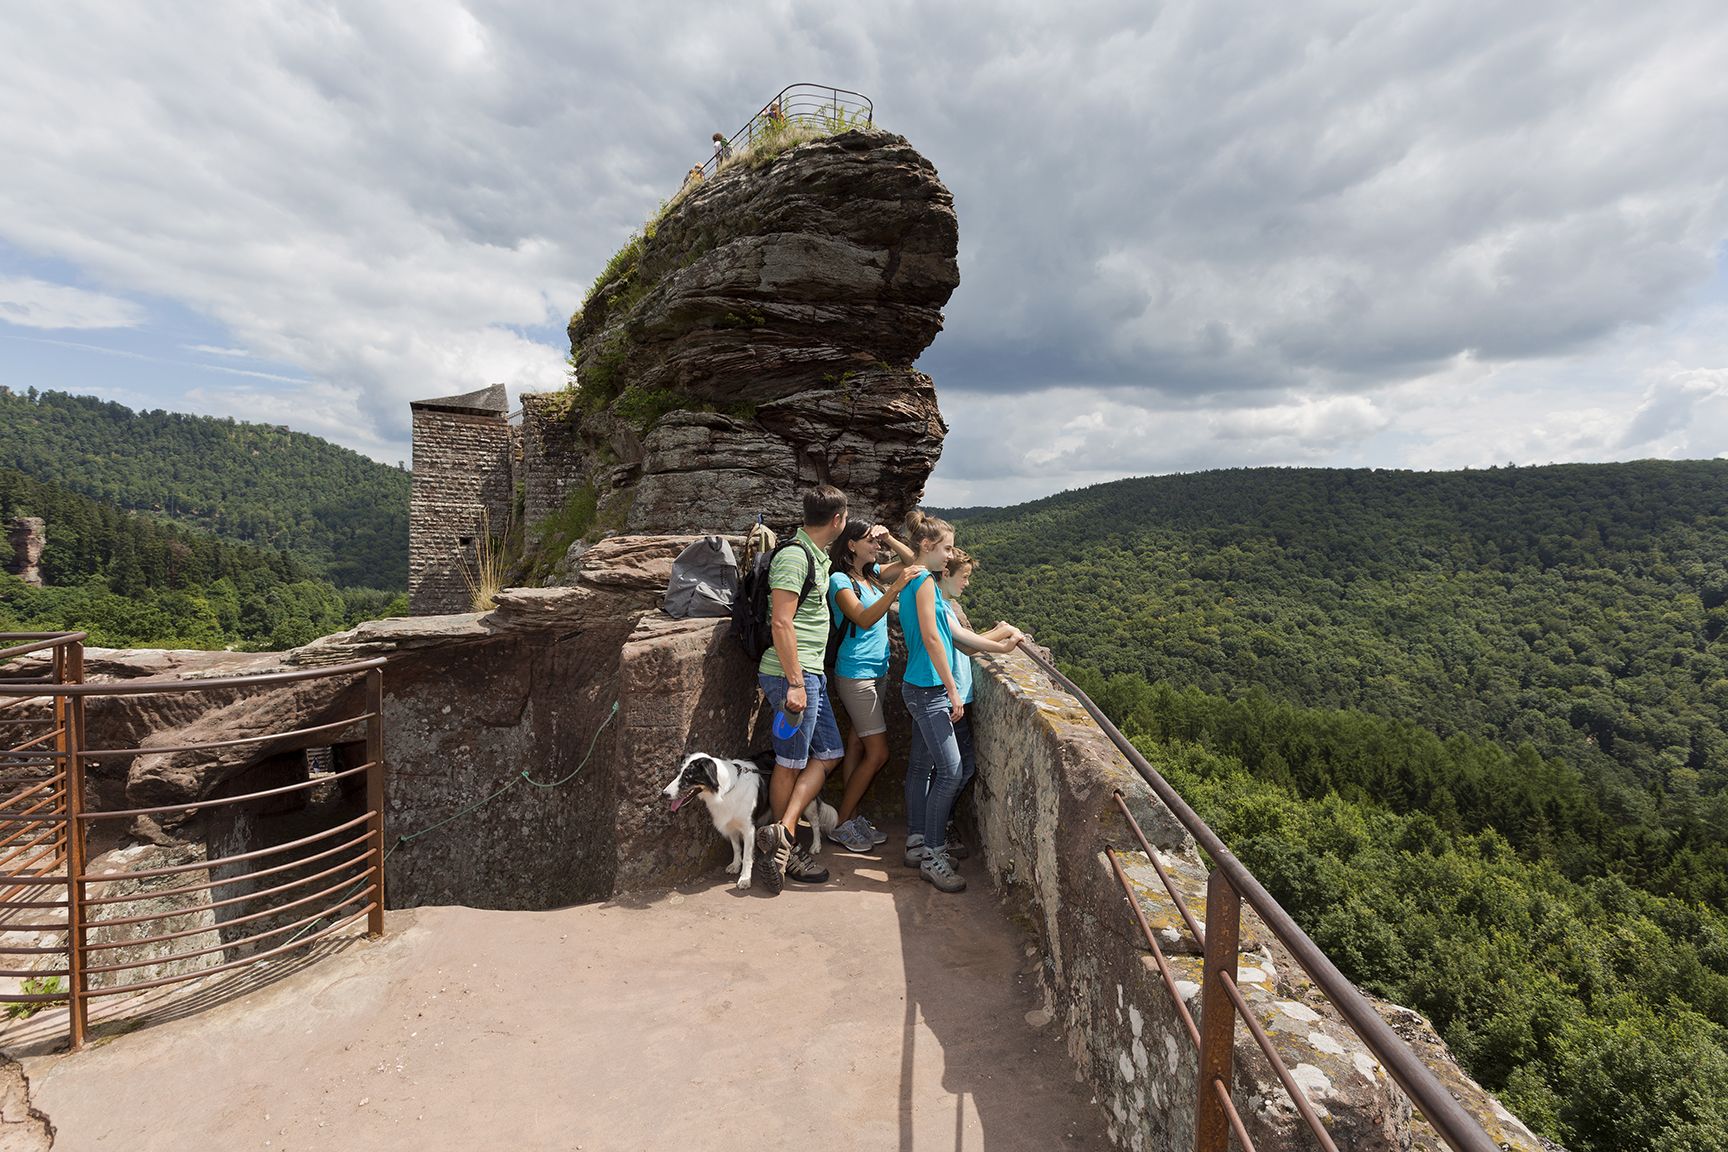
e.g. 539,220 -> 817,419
732,538 -> 819,663
824,573 -> 864,672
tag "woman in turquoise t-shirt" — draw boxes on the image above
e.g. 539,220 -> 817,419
825,520 -> 921,853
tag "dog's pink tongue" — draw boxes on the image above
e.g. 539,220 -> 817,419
668,792 -> 689,813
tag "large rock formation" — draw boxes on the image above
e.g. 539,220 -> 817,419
563,128 -> 958,536
6,516 -> 45,586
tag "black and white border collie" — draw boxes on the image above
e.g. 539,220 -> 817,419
661,751 -> 839,889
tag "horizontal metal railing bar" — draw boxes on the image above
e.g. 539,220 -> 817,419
83,866 -> 377,953
1220,969 -> 1340,1152
0,922 -> 67,933
0,656 -> 386,698
0,810 -> 69,823
1015,642 -> 1500,1152
0,815 -> 63,854
1106,847 -> 1202,1050
82,904 -> 373,999
0,633 -> 87,662
79,713 -> 373,759
1113,791 -> 1207,947
1,772 -> 66,806
0,788 -> 68,824
1212,1078 -> 1259,1152
78,760 -> 373,821
0,966 -> 69,978
0,988 -> 71,1004
0,941 -> 70,955
80,829 -> 376,915
78,812 -> 375,885
3,727 -> 64,755
0,897 -> 68,911
82,888 -> 373,975
2,841 -> 63,879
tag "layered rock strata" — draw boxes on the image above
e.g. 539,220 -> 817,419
563,128 -> 958,536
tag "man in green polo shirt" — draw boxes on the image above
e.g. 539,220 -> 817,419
754,484 -> 848,894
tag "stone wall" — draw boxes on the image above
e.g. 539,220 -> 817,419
520,392 -> 589,532
966,650 -> 1545,1152
408,406 -> 515,616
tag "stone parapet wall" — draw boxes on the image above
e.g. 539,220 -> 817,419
967,650 -> 1543,1152
408,408 -> 515,616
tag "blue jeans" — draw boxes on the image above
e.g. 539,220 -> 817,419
758,672 -> 844,771
902,682 -> 963,851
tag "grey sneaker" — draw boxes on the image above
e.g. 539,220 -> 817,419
859,816 -> 889,846
755,822 -> 790,895
920,851 -> 966,893
786,846 -> 830,884
832,817 -> 874,854
903,833 -> 928,868
944,828 -> 971,860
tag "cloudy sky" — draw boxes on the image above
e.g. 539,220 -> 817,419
2,2 -> 1726,506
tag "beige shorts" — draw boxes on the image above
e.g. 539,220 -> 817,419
831,674 -> 888,738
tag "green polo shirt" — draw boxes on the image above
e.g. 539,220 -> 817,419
757,528 -> 832,679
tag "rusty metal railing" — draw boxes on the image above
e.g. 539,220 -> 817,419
0,633 -> 387,1050
1015,641 -> 1498,1152
696,83 -> 874,179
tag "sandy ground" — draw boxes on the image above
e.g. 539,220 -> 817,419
16,841 -> 1111,1151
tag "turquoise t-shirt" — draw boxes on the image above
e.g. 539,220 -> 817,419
898,573 -> 956,689
942,599 -> 975,703
828,572 -> 890,679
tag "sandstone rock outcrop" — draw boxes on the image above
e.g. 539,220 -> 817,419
563,128 -> 957,536
5,516 -> 45,586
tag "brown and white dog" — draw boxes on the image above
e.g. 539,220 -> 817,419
662,751 -> 838,889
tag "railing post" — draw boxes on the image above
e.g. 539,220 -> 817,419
64,641 -> 88,1050
1194,868 -> 1241,1152
365,667 -> 386,937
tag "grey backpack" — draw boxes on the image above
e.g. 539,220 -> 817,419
663,536 -> 740,619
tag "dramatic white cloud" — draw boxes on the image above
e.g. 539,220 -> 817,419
0,277 -> 144,330
1,1 -> 1725,498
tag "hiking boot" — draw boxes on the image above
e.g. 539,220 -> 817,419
786,846 -> 830,884
755,822 -> 791,895
943,828 -> 971,861
859,816 -> 889,846
920,852 -> 966,893
832,817 -> 874,854
903,833 -> 928,868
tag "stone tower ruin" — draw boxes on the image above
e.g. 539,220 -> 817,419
407,384 -> 516,616
5,516 -> 45,586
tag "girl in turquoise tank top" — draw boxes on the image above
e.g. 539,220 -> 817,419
937,548 -> 1023,858
898,511 -> 971,893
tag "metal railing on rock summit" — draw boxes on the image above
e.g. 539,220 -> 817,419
0,633 -> 387,1050
1013,640 -> 1501,1152
697,83 -> 874,178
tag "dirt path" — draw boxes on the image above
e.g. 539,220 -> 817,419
20,844 -> 1110,1151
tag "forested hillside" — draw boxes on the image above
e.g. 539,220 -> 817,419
950,462 -> 1728,1152
0,388 -> 408,588
0,467 -> 402,649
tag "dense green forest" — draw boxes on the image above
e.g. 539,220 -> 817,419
949,462 -> 1728,1152
0,467 -> 402,649
1075,672 -> 1728,1152
0,388 -> 408,588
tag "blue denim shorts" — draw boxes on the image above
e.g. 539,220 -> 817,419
758,671 -> 844,771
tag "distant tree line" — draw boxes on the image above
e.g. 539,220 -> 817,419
0,387 -> 409,589
0,467 -> 402,649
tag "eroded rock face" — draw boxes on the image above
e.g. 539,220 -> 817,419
564,129 -> 957,535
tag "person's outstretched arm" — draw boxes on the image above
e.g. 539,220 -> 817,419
834,566 -> 925,630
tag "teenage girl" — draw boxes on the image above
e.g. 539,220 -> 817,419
826,521 -> 922,853
898,510 -> 972,893
938,548 -> 1022,855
